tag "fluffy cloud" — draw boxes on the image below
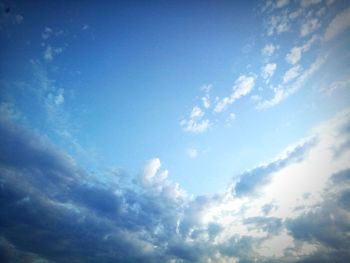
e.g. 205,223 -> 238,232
215,75 -> 255,113
1,107 -> 350,262
180,106 -> 210,133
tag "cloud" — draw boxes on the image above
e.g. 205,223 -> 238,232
285,36 -> 318,65
233,137 -> 317,197
283,64 -> 302,83
266,14 -> 290,36
41,27 -> 53,39
286,47 -> 303,65
286,169 -> 350,261
215,75 -> 255,113
300,18 -> 320,37
262,43 -> 278,56
261,63 -> 277,81
257,55 -> 325,109
275,0 -> 290,9
300,0 -> 322,7
1,107 -> 350,262
324,7 -> 350,41
180,106 -> 210,133
43,45 -> 63,61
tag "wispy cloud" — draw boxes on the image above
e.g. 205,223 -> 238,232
324,6 -> 350,41
261,63 -> 277,82
214,75 -> 255,113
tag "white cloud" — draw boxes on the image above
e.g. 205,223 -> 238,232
141,158 -> 161,185
267,15 -> 290,36
202,96 -> 210,109
200,84 -> 212,93
286,47 -> 302,65
262,44 -> 277,56
190,106 -> 203,118
322,78 -> 350,95
283,65 -> 302,83
215,75 -> 255,113
180,118 -> 210,133
324,7 -> 350,41
140,158 -> 186,200
300,18 -> 320,37
187,148 -> 198,158
285,36 -> 317,65
257,56 -> 325,109
261,63 -> 277,81
181,106 -> 210,133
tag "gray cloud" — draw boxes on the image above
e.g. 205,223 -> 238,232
1,114 -> 350,262
233,137 -> 317,197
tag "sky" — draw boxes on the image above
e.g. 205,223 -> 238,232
0,0 -> 350,262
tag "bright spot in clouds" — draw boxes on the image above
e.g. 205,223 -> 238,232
1,0 -> 350,262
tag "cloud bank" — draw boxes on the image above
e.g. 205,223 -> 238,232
1,107 -> 350,262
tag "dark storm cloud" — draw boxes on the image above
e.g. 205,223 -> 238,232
233,137 -> 317,196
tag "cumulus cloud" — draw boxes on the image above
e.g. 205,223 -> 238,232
215,75 -> 255,113
1,107 -> 350,262
324,7 -> 350,41
180,106 -> 210,133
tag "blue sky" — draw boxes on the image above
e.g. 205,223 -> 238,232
1,0 -> 350,262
